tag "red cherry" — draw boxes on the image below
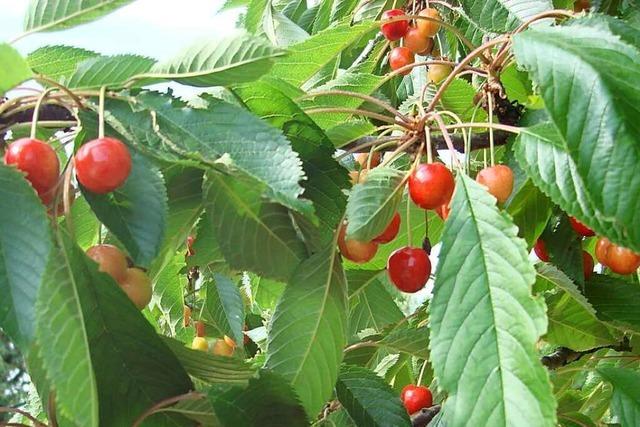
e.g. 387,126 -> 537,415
595,237 -> 640,275
403,27 -> 434,55
435,203 -> 450,220
75,137 -> 132,194
569,216 -> 595,237
401,384 -> 433,414
475,165 -> 514,203
186,235 -> 196,257
408,163 -> 454,210
4,138 -> 59,197
338,223 -> 378,263
389,47 -> 415,76
381,9 -> 409,41
373,213 -> 401,243
387,247 -> 431,293
195,320 -> 206,338
582,251 -> 594,280
534,239 -> 549,262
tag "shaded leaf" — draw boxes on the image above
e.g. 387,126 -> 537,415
204,274 -> 245,345
598,367 -> 640,427
459,0 -> 552,33
0,44 -> 33,95
584,274 -> 640,333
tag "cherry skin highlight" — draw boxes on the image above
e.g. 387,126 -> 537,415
75,137 -> 132,194
389,47 -> 415,76
534,240 -> 549,262
401,385 -> 433,414
408,163 -> 455,210
381,9 -> 409,41
373,212 -> 401,244
476,165 -> 514,203
4,138 -> 60,197
387,247 -> 431,293
569,216 -> 595,237
86,244 -> 128,282
338,223 -> 378,263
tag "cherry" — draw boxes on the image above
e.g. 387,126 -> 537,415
338,222 -> 378,263
534,239 -> 549,262
389,47 -> 415,75
349,169 -> 368,185
75,137 -> 132,194
211,338 -> 234,357
373,212 -> 401,244
183,305 -> 192,327
119,267 -> 152,310
435,203 -> 450,220
186,235 -> 196,257
428,63 -> 452,84
417,8 -> 440,37
354,152 -> 381,169
408,163 -> 455,210
44,185 -> 76,217
574,0 -> 590,11
195,320 -> 206,338
582,251 -> 594,280
387,247 -> 431,293
4,138 -> 59,197
401,385 -> 433,414
476,165 -> 514,203
191,337 -> 208,352
403,27 -> 434,55
381,9 -> 409,41
86,244 -> 128,282
223,335 -> 237,349
569,217 -> 595,237
595,237 -> 640,275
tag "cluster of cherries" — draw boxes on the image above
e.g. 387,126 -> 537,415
341,153 -> 515,294
381,7 -> 452,83
85,244 -> 152,310
4,135 -> 131,211
185,309 -> 236,357
534,217 -> 640,276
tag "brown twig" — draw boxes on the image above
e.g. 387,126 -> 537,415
0,408 -> 47,427
411,405 -> 441,427
541,337 -> 632,370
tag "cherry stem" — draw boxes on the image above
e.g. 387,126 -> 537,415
444,122 -> 522,134
34,76 -> 84,110
487,93 -> 495,167
432,113 -> 462,170
299,90 -> 412,125
131,392 -> 205,427
0,408 -> 47,427
417,359 -> 429,386
337,136 -> 404,159
98,86 -> 107,139
379,135 -> 419,168
30,87 -> 55,139
304,107 -> 410,129
425,127 -> 433,164
426,37 -> 509,113
383,60 -> 486,84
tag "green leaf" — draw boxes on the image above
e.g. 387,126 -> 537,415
144,34 -> 285,87
185,213 -> 225,271
336,365 -> 411,427
27,45 -> 98,81
326,120 -> 376,148
0,165 -> 53,349
513,20 -> 640,252
153,253 -> 190,341
163,337 -> 255,385
269,22 -> 376,87
251,275 -> 286,312
24,0 -> 135,33
598,367 -> 640,426
0,44 -> 33,95
459,0 -> 552,33
56,236 -> 193,426
65,54 -> 155,89
540,215 -> 585,286
379,325 -> 430,359
505,178 -> 552,247
211,370 -> 309,427
346,268 -> 384,298
130,91 -> 313,218
35,244 -> 98,427
584,274 -> 640,332
265,245 -> 348,416
345,167 -> 406,241
350,276 -> 403,335
430,174 -> 556,426
535,264 -> 617,351
81,152 -> 167,267
204,274 -> 245,345
203,172 -> 308,282
65,196 -> 100,250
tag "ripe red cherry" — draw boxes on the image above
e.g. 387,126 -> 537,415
476,165 -> 514,203
403,27 -> 434,55
408,163 -> 454,210
381,9 -> 409,41
595,237 -> 640,275
4,138 -> 59,197
387,247 -> 431,293
569,216 -> 595,237
389,47 -> 415,76
582,251 -> 594,280
401,384 -> 433,414
534,239 -> 549,262
75,137 -> 132,194
373,213 -> 401,244
338,223 -> 378,263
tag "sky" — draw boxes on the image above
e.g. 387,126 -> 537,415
0,0 -> 242,60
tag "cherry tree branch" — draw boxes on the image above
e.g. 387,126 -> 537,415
411,405 -> 441,427
541,337 -> 632,370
